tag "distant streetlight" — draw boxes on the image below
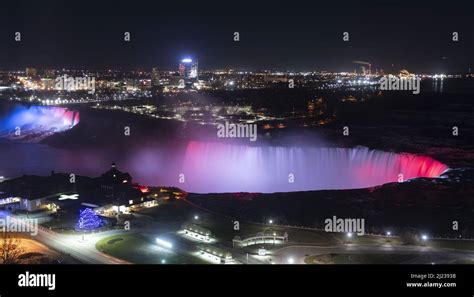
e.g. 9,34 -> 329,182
194,215 -> 199,220
386,231 -> 391,237
421,234 -> 428,241
287,257 -> 295,264
161,259 -> 166,264
268,219 -> 273,224
346,233 -> 353,238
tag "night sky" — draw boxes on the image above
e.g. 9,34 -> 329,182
1,0 -> 473,73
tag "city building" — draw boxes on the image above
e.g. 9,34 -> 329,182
98,163 -> 132,185
197,244 -> 232,264
180,222 -> 214,242
26,67 -> 37,78
44,69 -> 56,78
151,67 -> 160,86
0,162 -> 186,217
0,164 -> 144,213
179,58 -> 198,79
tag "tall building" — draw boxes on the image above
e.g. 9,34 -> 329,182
44,69 -> 55,78
151,67 -> 160,86
179,58 -> 198,79
0,72 -> 9,85
26,67 -> 37,78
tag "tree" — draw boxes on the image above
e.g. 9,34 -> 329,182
75,208 -> 103,231
0,232 -> 25,264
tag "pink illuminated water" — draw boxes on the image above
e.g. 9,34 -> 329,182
181,141 -> 448,193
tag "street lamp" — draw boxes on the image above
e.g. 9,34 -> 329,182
346,232 -> 353,238
79,217 -> 85,242
194,215 -> 199,220
268,219 -> 273,224
386,231 -> 391,237
421,234 -> 428,241
287,257 -> 294,264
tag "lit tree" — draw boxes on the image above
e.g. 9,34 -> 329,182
76,208 -> 103,231
0,232 -> 25,264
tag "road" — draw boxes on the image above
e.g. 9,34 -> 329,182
36,229 -> 131,264
6,214 -> 130,264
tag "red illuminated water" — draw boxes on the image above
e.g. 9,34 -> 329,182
181,141 -> 448,193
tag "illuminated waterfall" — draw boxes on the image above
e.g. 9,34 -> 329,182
182,141 -> 448,193
0,105 -> 79,141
